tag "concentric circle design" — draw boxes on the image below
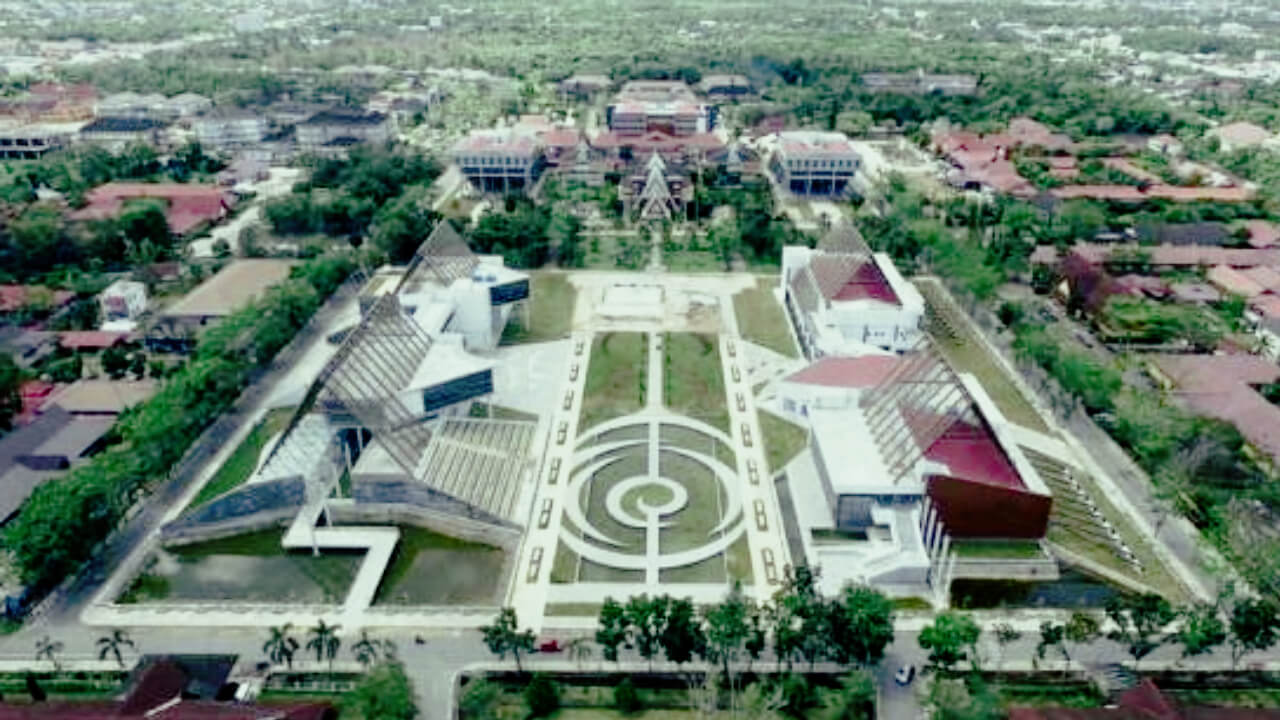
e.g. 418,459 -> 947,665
558,417 -> 747,573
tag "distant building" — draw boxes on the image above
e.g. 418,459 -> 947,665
95,91 -> 166,119
781,226 -> 924,357
606,80 -> 716,135
698,74 -> 752,98
296,109 -> 391,151
0,119 -> 83,159
99,279 -> 148,331
860,70 -> 979,96
78,116 -> 169,151
558,74 -> 611,100
0,405 -> 116,525
162,92 -> 214,120
70,183 -> 233,236
193,107 -> 268,148
451,129 -> 547,194
148,259 -> 296,351
766,130 -> 861,197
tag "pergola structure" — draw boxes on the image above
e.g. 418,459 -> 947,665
858,340 -> 974,484
397,221 -> 479,292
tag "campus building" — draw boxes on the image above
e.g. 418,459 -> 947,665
451,128 -> 548,194
296,109 -> 391,151
193,107 -> 269,148
0,119 -> 83,159
605,80 -> 716,136
765,131 -> 861,197
781,226 -> 924,357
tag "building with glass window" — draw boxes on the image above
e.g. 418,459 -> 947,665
765,130 -> 861,196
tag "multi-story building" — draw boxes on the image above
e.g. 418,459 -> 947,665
451,129 -> 547,194
765,130 -> 861,197
698,74 -> 752,99
605,80 -> 715,136
78,117 -> 169,152
193,108 -> 269,148
0,120 -> 83,160
296,110 -> 391,150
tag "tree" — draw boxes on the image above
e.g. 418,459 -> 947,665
771,567 -> 828,670
459,678 -> 500,720
351,630 -> 385,668
1035,621 -> 1068,671
744,604 -> 768,673
524,673 -> 560,718
597,597 -> 630,664
778,673 -> 818,719
614,676 -> 643,715
306,619 -> 341,672
828,584 -> 895,666
625,594 -> 670,669
1177,603 -> 1226,661
1228,597 -> 1279,669
548,210 -> 584,268
817,669 -> 875,720
1105,594 -> 1176,668
480,607 -> 536,673
263,624 -> 300,669
118,200 -> 171,252
993,623 -> 1021,671
348,660 -> 417,720
1065,612 -> 1101,656
34,636 -> 63,671
661,596 -> 704,667
927,677 -> 1001,720
918,611 -> 981,674
96,629 -> 136,668
0,353 -> 20,432
371,184 -> 439,263
565,637 -> 594,669
102,345 -> 130,379
703,583 -> 751,679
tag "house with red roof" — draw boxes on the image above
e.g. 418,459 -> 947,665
1012,678 -> 1280,720
69,183 -> 233,236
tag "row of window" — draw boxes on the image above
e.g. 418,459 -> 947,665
788,157 -> 858,169
458,154 -> 533,167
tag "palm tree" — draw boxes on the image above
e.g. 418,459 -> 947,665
263,624 -> 300,669
351,630 -> 380,669
96,629 -> 136,668
35,636 -> 63,671
305,619 -> 341,672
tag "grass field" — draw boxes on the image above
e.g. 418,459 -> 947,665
915,279 -> 1049,433
469,402 -> 538,421
501,272 -> 577,344
119,530 -> 362,604
579,332 -> 648,430
663,333 -> 730,433
373,527 -> 506,605
732,276 -> 798,358
952,539 -> 1046,560
657,450 -> 725,555
757,409 -> 808,472
187,406 -> 296,509
665,248 -> 725,273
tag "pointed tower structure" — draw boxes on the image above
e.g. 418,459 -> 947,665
639,151 -> 674,220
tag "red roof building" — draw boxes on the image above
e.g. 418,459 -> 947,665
1011,678 -> 1280,720
69,183 -> 233,236
1243,220 -> 1280,248
1149,354 -> 1280,465
58,331 -> 130,351
0,285 -> 76,313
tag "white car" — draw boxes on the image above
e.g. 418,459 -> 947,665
894,665 -> 916,686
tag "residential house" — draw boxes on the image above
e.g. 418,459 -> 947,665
162,92 -> 213,120
0,405 -> 116,524
1032,243 -> 1280,271
558,73 -> 611,100
698,74 -> 752,98
766,131 -> 861,197
1243,220 -> 1280,248
1147,133 -> 1183,156
149,259 -> 296,350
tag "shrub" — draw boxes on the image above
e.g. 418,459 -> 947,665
614,677 -> 642,715
524,673 -> 560,718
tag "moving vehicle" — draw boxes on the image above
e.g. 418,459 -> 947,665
894,665 -> 916,686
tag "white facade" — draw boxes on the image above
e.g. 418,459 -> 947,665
99,279 -> 148,331
194,112 -> 268,148
781,245 -> 924,357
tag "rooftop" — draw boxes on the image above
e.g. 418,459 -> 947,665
300,109 -> 387,126
80,116 -> 168,133
69,182 -> 233,236
162,260 -> 296,319
0,405 -> 116,522
46,379 -> 157,415
1148,354 -> 1280,464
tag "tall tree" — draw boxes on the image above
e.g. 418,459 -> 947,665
918,611 -> 982,674
96,629 -> 136,668
1228,597 -> 1279,669
1035,621 -> 1068,672
1176,603 -> 1226,661
817,669 -> 875,720
480,607 -> 536,673
263,624 -> 300,669
661,596 -> 704,667
703,583 -> 751,679
1105,594 -> 1176,668
625,594 -> 670,669
0,353 -> 20,432
596,597 -> 630,664
34,636 -> 63,671
827,584 -> 895,667
351,630 -> 382,668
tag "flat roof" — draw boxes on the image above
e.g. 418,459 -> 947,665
47,379 -> 157,415
163,259 -> 296,318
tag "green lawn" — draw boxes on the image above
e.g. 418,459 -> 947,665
915,279 -> 1049,433
373,527 -> 506,605
757,410 -> 808,473
665,249 -> 725,273
1169,689 -> 1280,708
732,276 -> 798,358
663,333 -> 730,433
501,272 -> 577,344
579,332 -> 648,431
187,406 -> 297,509
952,540 -> 1046,560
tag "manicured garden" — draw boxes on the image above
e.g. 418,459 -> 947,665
732,277 -> 798,358
757,410 -> 808,473
187,406 -> 297,509
579,332 -> 648,430
663,333 -> 730,434
501,272 -> 578,344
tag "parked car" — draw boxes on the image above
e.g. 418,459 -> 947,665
569,363 -> 580,381
548,457 -> 562,484
538,638 -> 562,653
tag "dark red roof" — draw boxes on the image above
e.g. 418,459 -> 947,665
69,183 -> 232,236
119,661 -> 189,716
59,331 -> 129,350
832,260 -> 899,303
591,130 -> 724,152
921,417 -> 1024,491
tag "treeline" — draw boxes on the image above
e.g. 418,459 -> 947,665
3,253 -> 357,594
262,145 -> 442,262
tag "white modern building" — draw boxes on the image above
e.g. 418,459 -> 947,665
194,108 -> 268,148
780,228 -> 924,358
451,128 -> 547,195
98,279 -> 147,331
